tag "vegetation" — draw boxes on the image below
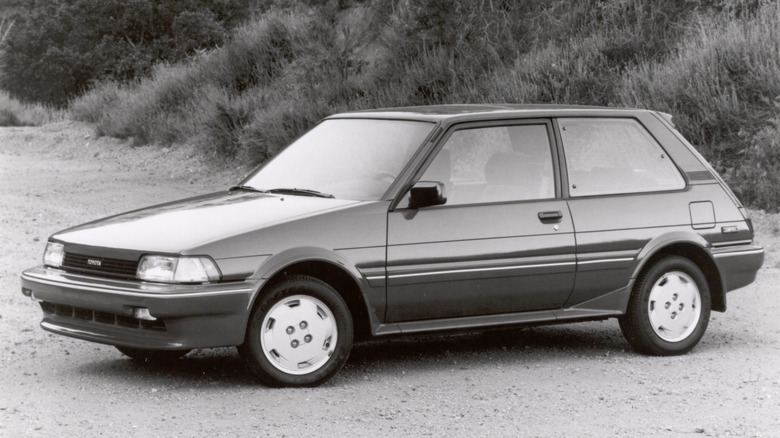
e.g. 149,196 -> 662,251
0,0 -> 254,106
0,90 -> 63,126
2,0 -> 779,210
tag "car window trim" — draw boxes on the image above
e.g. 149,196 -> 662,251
390,118 -> 561,211
382,123 -> 444,202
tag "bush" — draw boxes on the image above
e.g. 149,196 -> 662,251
0,90 -> 63,126
66,1 -> 780,211
0,0 -> 252,106
619,3 -> 780,164
472,36 -> 615,105
730,111 -> 780,212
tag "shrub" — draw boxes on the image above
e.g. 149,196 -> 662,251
474,36 -> 616,105
69,81 -> 125,124
619,3 -> 780,165
730,110 -> 780,212
0,0 -> 252,106
172,11 -> 225,58
66,0 -> 780,211
0,90 -> 63,126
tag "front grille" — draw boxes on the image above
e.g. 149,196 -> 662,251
62,252 -> 139,280
40,301 -> 166,331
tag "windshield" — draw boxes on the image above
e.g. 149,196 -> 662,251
242,119 -> 434,200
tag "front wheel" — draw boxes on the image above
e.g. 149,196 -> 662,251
239,275 -> 353,387
619,256 -> 711,356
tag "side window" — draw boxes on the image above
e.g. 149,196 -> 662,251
559,118 -> 685,197
419,124 -> 555,205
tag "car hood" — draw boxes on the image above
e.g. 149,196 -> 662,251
53,191 -> 360,254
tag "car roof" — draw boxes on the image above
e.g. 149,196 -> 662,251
327,104 -> 656,123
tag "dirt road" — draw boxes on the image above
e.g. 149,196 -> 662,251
1,123 -> 779,437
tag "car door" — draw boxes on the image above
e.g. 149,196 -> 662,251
385,120 -> 577,322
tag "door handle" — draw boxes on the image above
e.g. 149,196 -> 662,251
538,211 -> 563,221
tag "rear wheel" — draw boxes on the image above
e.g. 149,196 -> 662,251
619,256 -> 711,355
239,275 -> 353,387
115,347 -> 190,364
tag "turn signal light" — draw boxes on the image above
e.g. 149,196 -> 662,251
132,307 -> 156,321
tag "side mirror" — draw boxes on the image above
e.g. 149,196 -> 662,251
409,181 -> 447,209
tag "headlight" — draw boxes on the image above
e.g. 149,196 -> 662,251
43,242 -> 65,267
137,255 -> 221,283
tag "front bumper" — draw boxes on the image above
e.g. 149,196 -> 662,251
711,243 -> 764,293
21,266 -> 260,350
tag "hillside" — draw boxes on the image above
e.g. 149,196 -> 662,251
2,0 -> 779,210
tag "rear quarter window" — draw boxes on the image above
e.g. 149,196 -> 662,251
559,118 -> 685,197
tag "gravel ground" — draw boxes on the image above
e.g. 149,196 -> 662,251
1,123 -> 779,437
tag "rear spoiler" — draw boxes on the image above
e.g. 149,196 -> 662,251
657,112 -> 675,128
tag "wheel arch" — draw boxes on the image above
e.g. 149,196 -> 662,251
248,249 -> 375,342
632,235 -> 725,312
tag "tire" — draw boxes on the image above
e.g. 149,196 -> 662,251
116,346 -> 191,364
238,275 -> 353,387
619,256 -> 711,356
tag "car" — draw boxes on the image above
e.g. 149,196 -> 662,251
21,104 -> 764,387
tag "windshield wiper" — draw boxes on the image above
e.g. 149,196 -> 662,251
266,188 -> 334,198
228,185 -> 265,193
229,185 -> 334,198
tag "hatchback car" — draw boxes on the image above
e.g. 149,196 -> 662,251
21,105 -> 764,386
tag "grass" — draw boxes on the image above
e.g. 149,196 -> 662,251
0,90 -> 63,126
66,0 -> 780,210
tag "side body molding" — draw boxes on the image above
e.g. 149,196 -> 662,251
561,231 -> 714,315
